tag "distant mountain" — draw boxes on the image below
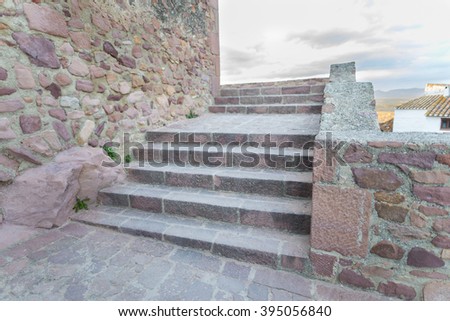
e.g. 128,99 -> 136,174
375,88 -> 423,99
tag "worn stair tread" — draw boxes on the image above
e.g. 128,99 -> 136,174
126,163 -> 313,199
211,103 -> 323,106
100,182 -> 312,215
134,143 -> 314,157
208,104 -> 323,115
127,162 -> 313,182
72,205 -> 310,269
146,114 -> 320,136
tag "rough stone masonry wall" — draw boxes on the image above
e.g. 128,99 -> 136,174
310,62 -> 450,300
0,0 -> 219,185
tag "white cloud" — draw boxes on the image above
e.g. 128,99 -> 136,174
219,0 -> 450,90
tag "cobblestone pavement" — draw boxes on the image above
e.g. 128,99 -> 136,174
0,222 -> 389,301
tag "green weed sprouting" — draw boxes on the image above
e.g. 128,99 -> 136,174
73,197 -> 90,213
103,145 -> 119,161
185,109 -> 199,119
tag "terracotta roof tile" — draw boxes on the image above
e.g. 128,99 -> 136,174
426,96 -> 450,117
396,95 -> 450,117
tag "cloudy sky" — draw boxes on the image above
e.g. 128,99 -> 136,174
219,0 -> 450,91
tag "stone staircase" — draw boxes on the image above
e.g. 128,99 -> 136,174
74,79 -> 326,272
210,79 -> 326,115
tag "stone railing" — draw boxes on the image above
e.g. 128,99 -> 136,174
310,62 -> 450,300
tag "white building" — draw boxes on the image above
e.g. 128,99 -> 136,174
393,84 -> 450,132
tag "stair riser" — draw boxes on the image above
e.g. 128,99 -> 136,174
208,105 -> 322,114
145,132 -> 316,149
98,191 -> 311,234
220,85 -> 326,97
214,95 -> 324,106
126,167 -> 312,198
132,148 -> 313,171
73,216 -> 306,270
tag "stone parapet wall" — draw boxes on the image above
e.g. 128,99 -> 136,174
311,62 -> 450,300
312,133 -> 450,300
0,0 -> 219,184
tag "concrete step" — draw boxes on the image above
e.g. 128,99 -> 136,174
208,104 -> 322,114
126,163 -> 313,198
142,113 -> 319,152
132,143 -> 314,172
98,183 -> 312,234
145,132 -> 316,149
220,83 -> 326,97
214,95 -> 324,106
72,205 -> 310,271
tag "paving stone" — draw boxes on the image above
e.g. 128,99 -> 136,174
137,259 -> 173,289
217,275 -> 246,295
253,266 -> 313,297
248,283 -> 270,300
213,290 -> 235,301
271,288 -> 294,301
113,286 -> 147,301
59,223 -> 92,239
64,283 -> 88,300
222,261 -> 251,280
170,248 -> 222,272
48,249 -> 86,265
0,222 -> 395,301
157,264 -> 214,300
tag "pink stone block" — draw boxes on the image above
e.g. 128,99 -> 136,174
310,252 -> 337,277
24,3 -> 69,38
424,282 -> 450,300
311,185 -> 372,257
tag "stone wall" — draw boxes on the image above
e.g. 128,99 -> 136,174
311,62 -> 450,300
0,0 -> 219,184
